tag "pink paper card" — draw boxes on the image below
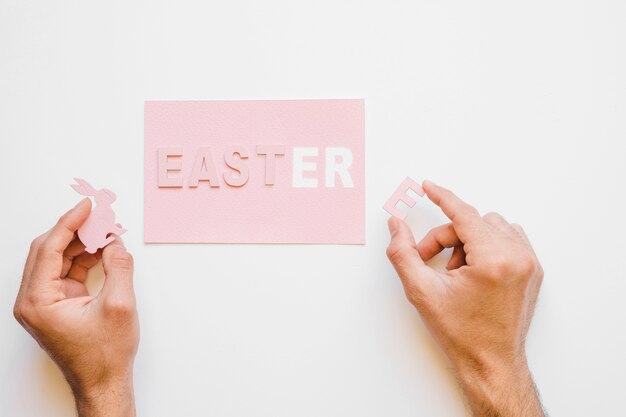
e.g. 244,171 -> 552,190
144,99 -> 365,244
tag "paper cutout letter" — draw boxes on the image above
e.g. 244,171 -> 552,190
223,145 -> 249,187
158,147 -> 183,187
190,147 -> 221,187
383,177 -> 425,220
71,178 -> 126,254
256,145 -> 285,185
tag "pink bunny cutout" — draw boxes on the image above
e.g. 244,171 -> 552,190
71,178 -> 126,254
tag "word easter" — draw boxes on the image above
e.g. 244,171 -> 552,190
144,99 -> 365,244
158,146 -> 354,189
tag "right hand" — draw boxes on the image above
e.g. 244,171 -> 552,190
386,181 -> 545,417
14,199 -> 139,417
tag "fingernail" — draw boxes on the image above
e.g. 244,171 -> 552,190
110,234 -> 126,247
387,217 -> 398,235
76,197 -> 90,207
423,179 -> 436,188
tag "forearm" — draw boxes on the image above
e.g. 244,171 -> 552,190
453,354 -> 545,417
73,373 -> 136,417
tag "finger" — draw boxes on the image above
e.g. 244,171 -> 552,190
511,223 -> 530,243
15,234 -> 47,321
61,237 -> 87,277
511,224 -> 543,311
386,217 -> 437,293
511,224 -> 538,254
482,212 -> 510,231
99,235 -> 135,306
387,217 -> 423,263
422,180 -> 485,243
24,234 -> 47,282
66,252 -> 100,283
60,278 -> 90,298
386,218 -> 444,306
64,236 -> 86,258
446,245 -> 467,270
416,223 -> 461,262
31,199 -> 92,288
44,198 -> 91,255
483,211 -> 526,243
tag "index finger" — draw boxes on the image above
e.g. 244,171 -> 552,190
422,180 -> 485,243
30,199 -> 92,290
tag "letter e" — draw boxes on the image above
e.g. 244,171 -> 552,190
158,147 -> 183,188
292,147 -> 318,188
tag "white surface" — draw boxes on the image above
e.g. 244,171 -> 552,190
1,1 -> 625,416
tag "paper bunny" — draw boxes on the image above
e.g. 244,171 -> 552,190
71,178 -> 126,254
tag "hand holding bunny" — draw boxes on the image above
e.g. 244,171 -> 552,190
13,199 -> 138,417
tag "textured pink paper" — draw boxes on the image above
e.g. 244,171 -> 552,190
144,100 -> 365,244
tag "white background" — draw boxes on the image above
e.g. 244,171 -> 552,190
1,1 -> 625,416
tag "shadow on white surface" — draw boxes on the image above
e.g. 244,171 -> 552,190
36,351 -> 75,414
404,201 -> 452,272
85,259 -> 106,296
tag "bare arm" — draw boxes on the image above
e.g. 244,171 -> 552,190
386,181 -> 545,417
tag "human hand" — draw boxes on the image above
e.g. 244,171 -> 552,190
386,181 -> 544,417
14,199 -> 139,417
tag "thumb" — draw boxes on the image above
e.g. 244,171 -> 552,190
99,235 -> 135,311
386,217 -> 433,300
29,198 -> 93,290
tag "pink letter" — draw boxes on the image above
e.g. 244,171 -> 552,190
158,147 -> 183,188
256,145 -> 285,185
224,145 -> 249,187
383,177 -> 425,220
189,147 -> 220,188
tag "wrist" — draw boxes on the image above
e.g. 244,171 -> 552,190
452,352 -> 544,417
73,371 -> 135,417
